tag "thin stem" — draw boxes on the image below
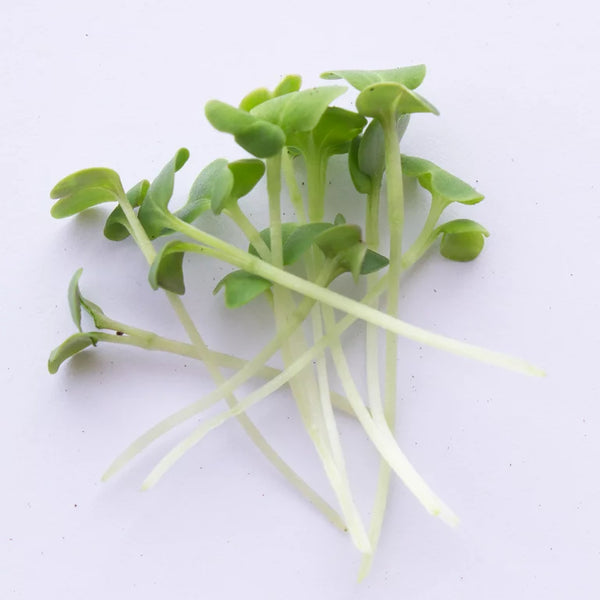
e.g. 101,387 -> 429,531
267,153 -> 283,268
114,193 -> 345,530
320,302 -> 458,526
281,150 -> 307,224
173,233 -> 542,376
225,204 -> 271,260
102,266 -> 336,481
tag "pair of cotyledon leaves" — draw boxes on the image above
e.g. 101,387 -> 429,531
47,268 -> 107,374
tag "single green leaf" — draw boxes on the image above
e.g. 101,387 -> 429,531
348,135 -> 372,194
321,65 -> 427,91
281,222 -> 332,265
66,268 -> 108,329
356,115 -> 409,179
314,224 -> 362,259
234,120 -> 287,158
435,219 -> 490,237
435,219 -> 490,262
213,270 -> 272,308
138,148 -> 189,239
50,167 -> 123,199
148,242 -> 187,294
274,74 -> 302,97
205,100 -> 285,157
228,159 -> 265,201
48,332 -> 98,374
51,186 -> 119,219
206,100 -> 256,133
356,82 -> 438,120
248,222 -> 332,266
360,249 -> 389,274
68,268 -> 84,331
238,75 -> 301,113
339,243 -> 368,282
173,197 -> 211,224
177,159 -> 232,221
334,213 -> 346,225
250,86 -> 347,134
401,156 -> 484,206
239,88 -> 272,112
104,179 -> 150,241
308,106 -> 367,156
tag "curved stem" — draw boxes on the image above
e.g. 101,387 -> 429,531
114,193 -> 345,530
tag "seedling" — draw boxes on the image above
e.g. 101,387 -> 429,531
48,66 -> 543,576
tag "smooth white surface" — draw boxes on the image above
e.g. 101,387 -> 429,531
2,0 -> 599,597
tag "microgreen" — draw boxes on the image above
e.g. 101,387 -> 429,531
48,66 -> 544,578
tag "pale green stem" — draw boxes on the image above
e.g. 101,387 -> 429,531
267,153 -> 283,268
320,301 -> 459,526
115,193 -> 345,530
102,266 -> 335,481
171,227 -> 543,376
225,204 -> 271,260
359,113 -> 405,576
281,150 -> 307,224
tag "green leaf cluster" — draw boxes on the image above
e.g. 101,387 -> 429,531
46,65 -> 543,577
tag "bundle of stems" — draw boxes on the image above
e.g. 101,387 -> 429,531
48,66 -> 543,576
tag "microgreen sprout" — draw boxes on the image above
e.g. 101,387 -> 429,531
48,66 -> 544,577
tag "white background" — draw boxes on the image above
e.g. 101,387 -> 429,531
2,0 -> 599,598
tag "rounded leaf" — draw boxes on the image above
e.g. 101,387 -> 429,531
274,74 -> 302,97
239,88 -> 272,112
356,82 -> 438,120
250,86 -> 347,134
213,270 -> 272,308
234,120 -> 286,158
138,148 -> 190,239
436,219 -> 490,262
402,156 -> 484,206
48,333 -> 98,374
314,224 -> 362,259
321,65 -> 427,91
184,159 -> 233,216
228,159 -> 266,200
348,136 -> 372,194
50,167 -> 123,200
51,186 -> 119,219
104,179 -> 150,241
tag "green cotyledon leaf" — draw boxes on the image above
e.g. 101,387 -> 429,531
148,241 -> 189,295
250,86 -> 346,135
321,65 -> 427,91
137,148 -> 190,239
67,268 -> 108,330
182,159 -> 233,218
104,179 -> 150,241
213,270 -> 272,308
51,167 -> 123,197
401,156 -> 484,206
288,106 -> 367,158
205,100 -> 286,157
434,219 -> 490,262
68,268 -> 84,331
50,166 -> 125,218
48,332 -> 100,374
248,222 -> 332,266
239,75 -> 302,112
356,82 -> 438,120
348,116 -> 410,195
228,159 -> 266,202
